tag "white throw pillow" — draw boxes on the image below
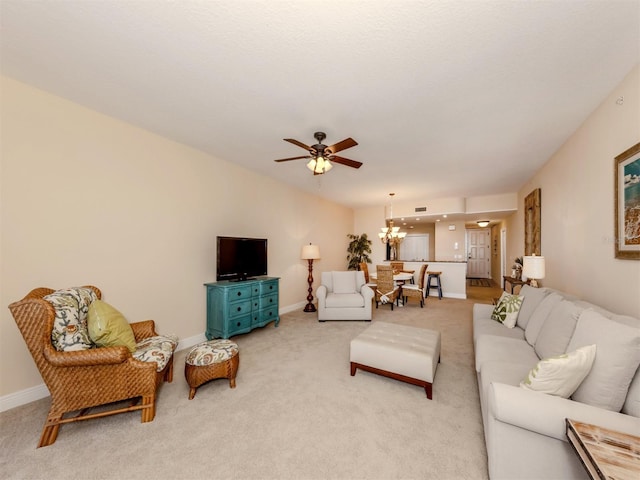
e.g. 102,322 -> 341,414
567,309 -> 640,412
520,344 -> 597,398
332,271 -> 357,294
491,292 -> 524,328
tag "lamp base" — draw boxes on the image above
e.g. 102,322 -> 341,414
303,303 -> 317,313
530,278 -> 539,288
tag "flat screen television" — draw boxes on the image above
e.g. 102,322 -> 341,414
216,236 -> 268,281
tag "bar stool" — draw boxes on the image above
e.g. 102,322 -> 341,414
426,271 -> 443,299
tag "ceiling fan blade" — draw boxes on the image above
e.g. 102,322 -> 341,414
284,138 -> 312,151
274,155 -> 310,162
329,155 -> 363,169
326,137 -> 358,154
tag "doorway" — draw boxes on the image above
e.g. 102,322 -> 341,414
466,229 -> 491,278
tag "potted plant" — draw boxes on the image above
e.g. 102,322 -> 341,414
347,233 -> 372,270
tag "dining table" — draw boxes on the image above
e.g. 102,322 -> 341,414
368,271 -> 414,283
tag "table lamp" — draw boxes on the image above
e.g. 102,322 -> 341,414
301,243 -> 320,312
523,254 -> 545,288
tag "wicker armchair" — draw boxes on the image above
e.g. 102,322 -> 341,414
402,264 -> 428,307
9,286 -> 175,447
374,265 -> 400,310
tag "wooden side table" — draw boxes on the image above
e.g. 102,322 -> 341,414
503,276 -> 530,293
566,418 -> 640,480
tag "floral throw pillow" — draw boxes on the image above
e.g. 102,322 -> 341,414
491,292 -> 524,328
45,287 -> 97,351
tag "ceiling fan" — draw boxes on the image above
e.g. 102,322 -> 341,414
274,131 -> 362,175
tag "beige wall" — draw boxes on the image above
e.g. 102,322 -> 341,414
506,65 -> 640,317
0,77 -> 353,396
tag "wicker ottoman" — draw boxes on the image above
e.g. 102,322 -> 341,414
350,321 -> 441,399
184,339 -> 239,399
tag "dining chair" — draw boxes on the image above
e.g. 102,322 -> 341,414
359,262 -> 377,292
402,264 -> 428,307
374,265 -> 400,310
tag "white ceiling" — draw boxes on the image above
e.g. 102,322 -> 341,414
2,1 -> 639,219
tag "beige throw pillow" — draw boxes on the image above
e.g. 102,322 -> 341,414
520,344 -> 597,398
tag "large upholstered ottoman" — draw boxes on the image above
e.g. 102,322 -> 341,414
350,321 -> 441,399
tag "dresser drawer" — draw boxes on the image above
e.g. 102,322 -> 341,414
258,306 -> 278,324
228,285 -> 253,301
228,299 -> 252,318
229,314 -> 252,333
259,293 -> 278,309
259,280 -> 278,295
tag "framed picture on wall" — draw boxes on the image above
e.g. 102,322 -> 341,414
614,142 -> 640,260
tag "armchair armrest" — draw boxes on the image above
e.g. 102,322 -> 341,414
130,320 -> 158,342
43,343 -> 130,367
489,382 -> 640,441
316,285 -> 328,309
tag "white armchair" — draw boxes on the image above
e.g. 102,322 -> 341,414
316,271 -> 374,321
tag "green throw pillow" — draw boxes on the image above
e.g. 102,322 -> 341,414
491,292 -> 524,328
87,300 -> 137,353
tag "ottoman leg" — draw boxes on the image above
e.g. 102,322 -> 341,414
424,383 -> 433,400
188,387 -> 197,400
350,362 -> 357,376
228,353 -> 239,388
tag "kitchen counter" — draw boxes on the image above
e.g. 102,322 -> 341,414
385,261 -> 467,299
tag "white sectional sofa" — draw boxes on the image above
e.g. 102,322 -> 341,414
473,285 -> 640,479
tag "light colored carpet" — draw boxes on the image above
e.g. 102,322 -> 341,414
0,287 -> 499,479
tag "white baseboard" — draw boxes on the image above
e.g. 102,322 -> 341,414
0,383 -> 50,413
0,305 -> 305,413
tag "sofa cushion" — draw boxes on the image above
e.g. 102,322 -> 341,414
520,344 -> 596,398
516,286 -> 550,329
475,336 -> 539,373
473,317 -> 525,346
87,300 -> 137,353
524,292 -> 563,346
133,334 -> 178,372
325,292 -> 365,308
567,309 -> 640,412
623,367 -> 640,417
45,287 -> 97,352
534,300 -> 581,359
332,272 -> 357,294
491,292 -> 524,328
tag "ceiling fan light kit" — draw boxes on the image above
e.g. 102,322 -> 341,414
274,131 -> 362,175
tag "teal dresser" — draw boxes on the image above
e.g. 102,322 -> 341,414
204,277 -> 280,339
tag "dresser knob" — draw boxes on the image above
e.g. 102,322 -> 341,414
237,307 -> 241,312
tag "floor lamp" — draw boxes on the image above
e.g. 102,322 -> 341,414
301,244 -> 320,313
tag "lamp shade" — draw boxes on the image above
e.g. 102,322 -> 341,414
301,244 -> 320,260
523,255 -> 545,279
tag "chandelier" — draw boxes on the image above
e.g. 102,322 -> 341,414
378,193 -> 407,245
